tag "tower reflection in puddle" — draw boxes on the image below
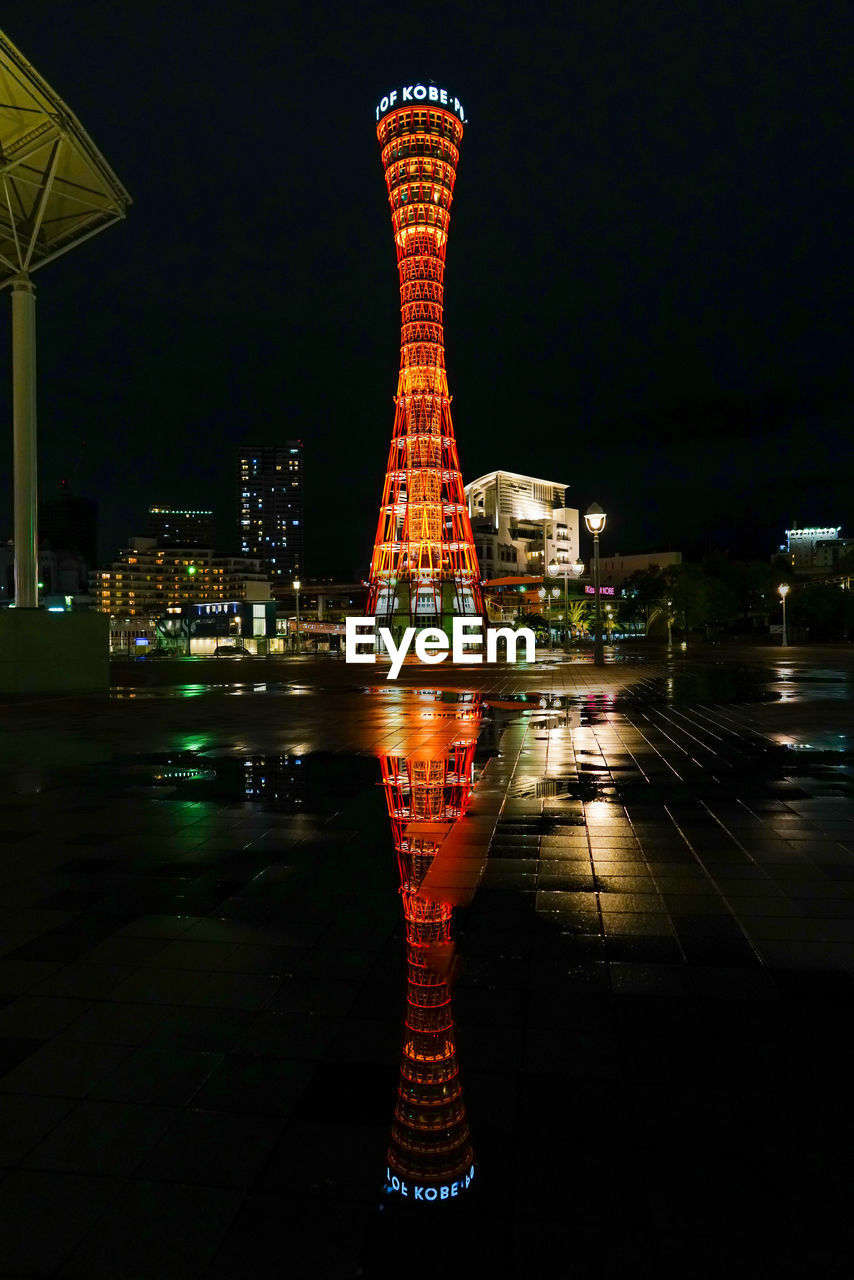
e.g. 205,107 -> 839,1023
379,691 -> 482,1203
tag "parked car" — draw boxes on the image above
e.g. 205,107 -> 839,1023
213,645 -> 251,658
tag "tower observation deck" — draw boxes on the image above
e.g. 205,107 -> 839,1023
368,84 -> 484,636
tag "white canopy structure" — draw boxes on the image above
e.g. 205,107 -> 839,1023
0,28 -> 131,606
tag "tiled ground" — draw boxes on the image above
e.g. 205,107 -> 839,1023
0,647 -> 852,1277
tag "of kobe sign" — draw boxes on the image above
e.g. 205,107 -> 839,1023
375,85 -> 466,123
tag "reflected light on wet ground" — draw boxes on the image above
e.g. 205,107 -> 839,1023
0,649 -> 853,1273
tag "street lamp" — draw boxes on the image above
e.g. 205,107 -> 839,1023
549,556 -> 585,651
666,597 -> 673,647
537,586 -> 552,650
584,503 -> 606,666
293,578 -> 301,654
778,582 -> 790,647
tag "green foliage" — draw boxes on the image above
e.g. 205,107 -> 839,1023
564,600 -> 589,632
622,556 -> 798,634
788,581 -> 854,640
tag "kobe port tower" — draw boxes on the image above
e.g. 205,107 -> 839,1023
367,84 -> 484,640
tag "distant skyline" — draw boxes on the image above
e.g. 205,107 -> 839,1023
1,1 -> 851,575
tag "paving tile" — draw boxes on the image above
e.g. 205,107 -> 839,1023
1,653 -> 853,1272
0,1039 -> 131,1097
59,1180 -> 241,1279
24,1100 -> 177,1175
87,1045 -> 223,1105
0,1093 -> 73,1165
208,1195 -> 370,1279
138,1108 -> 284,1187
0,995 -> 92,1039
0,1170 -> 122,1275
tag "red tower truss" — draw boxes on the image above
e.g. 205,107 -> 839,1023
380,692 -> 482,1201
368,92 -> 484,635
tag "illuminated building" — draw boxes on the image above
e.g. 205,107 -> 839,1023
238,444 -> 303,580
784,525 -> 854,575
465,470 -> 580,579
147,505 -> 215,548
368,86 -> 483,636
380,690 -> 481,1202
93,538 -> 270,615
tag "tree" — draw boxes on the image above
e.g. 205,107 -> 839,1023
564,600 -> 589,639
789,581 -> 854,641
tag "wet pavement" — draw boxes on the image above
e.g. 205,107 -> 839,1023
0,646 -> 852,1277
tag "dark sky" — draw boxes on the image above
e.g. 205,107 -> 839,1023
2,0 -> 852,575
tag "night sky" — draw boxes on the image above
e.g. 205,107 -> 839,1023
2,1 -> 852,576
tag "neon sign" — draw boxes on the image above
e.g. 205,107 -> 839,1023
375,86 -> 465,122
385,1165 -> 475,1201
584,585 -> 615,595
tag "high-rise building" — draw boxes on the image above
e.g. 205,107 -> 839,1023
465,470 -> 580,579
147,506 -> 215,548
367,85 -> 483,635
39,486 -> 98,566
237,444 -> 303,580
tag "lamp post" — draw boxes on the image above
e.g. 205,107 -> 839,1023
293,578 -> 301,654
537,586 -> 552,650
549,556 -> 584,651
666,598 -> 673,647
584,503 -> 607,667
778,582 -> 790,647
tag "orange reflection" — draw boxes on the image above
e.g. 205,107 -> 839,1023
380,693 -> 482,1202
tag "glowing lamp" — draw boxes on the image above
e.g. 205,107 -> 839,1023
584,503 -> 606,535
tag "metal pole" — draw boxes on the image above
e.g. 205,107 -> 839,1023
781,595 -> 788,647
295,589 -> 301,653
563,570 -> 569,652
12,274 -> 38,608
593,533 -> 604,666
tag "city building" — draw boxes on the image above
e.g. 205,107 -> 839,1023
39,486 -> 98,566
238,444 -> 303,580
147,505 -> 215,547
783,526 -> 854,575
93,538 -> 270,616
187,599 -> 277,655
465,470 -> 580,579
597,550 -> 682,587
0,542 -> 90,606
366,89 -> 483,634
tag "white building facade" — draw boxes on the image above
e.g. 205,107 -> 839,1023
785,526 -> 854,574
464,471 -> 579,580
597,550 -> 682,587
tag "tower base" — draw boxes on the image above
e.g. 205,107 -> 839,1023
0,611 -> 109,693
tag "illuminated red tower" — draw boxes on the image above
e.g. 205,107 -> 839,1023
380,690 -> 481,1201
368,85 -> 484,637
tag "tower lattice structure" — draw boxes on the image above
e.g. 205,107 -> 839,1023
368,97 -> 483,635
380,693 -> 481,1200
